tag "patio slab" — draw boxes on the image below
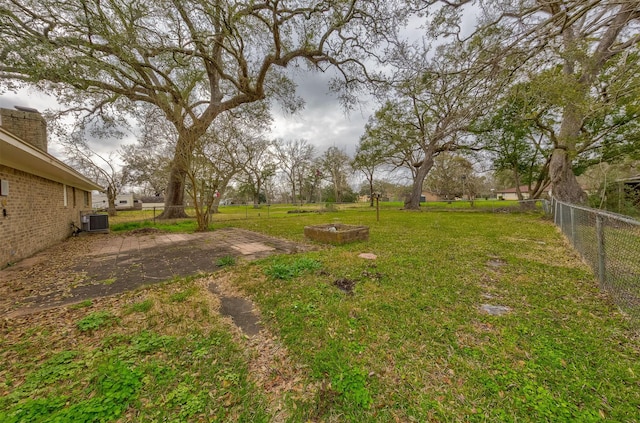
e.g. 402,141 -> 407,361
1,227 -> 314,317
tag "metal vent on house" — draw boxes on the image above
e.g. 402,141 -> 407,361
81,213 -> 109,232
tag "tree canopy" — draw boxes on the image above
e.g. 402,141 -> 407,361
0,0 -> 398,216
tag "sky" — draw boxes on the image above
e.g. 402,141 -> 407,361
269,69 -> 373,156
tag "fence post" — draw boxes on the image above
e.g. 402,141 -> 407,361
570,207 -> 575,244
153,207 -> 156,225
559,202 -> 563,232
595,214 -> 606,289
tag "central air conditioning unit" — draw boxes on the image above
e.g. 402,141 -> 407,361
81,213 -> 109,232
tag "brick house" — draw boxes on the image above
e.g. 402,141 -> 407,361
0,106 -> 102,268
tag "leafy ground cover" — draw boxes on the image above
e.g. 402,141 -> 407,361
2,207 -> 639,422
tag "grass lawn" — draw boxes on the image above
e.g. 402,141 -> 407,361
2,207 -> 639,422
106,199 -> 535,230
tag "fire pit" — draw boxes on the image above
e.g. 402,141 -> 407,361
304,224 -> 369,245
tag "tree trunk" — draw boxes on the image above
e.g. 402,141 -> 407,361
551,100 -> 588,204
210,193 -> 222,214
404,159 -> 432,210
369,178 -> 374,207
159,133 -> 194,219
549,148 -> 587,204
291,181 -> 297,206
513,170 -> 523,201
159,165 -> 189,218
107,187 -> 117,217
253,179 -> 261,208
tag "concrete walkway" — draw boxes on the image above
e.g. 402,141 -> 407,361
1,227 -> 314,317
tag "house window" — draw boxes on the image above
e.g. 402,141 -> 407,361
119,200 -> 128,204
72,187 -> 77,208
63,184 -> 67,206
84,191 -> 90,207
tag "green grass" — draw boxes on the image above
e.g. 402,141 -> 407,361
0,282 -> 269,422
109,218 -> 199,233
107,200 -> 535,233
225,208 -> 640,421
2,207 -> 638,422
264,256 -> 322,280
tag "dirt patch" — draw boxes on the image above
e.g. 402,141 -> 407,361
480,304 -> 511,316
209,282 -> 262,336
333,278 -> 357,294
361,267 -> 384,283
486,257 -> 507,268
206,273 -> 315,423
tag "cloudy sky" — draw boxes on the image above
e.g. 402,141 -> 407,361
270,69 -> 373,155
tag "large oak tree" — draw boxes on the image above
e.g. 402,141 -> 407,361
0,0 -> 395,217
465,0 -> 640,204
363,36 -> 501,210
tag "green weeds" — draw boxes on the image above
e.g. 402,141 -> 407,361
330,367 -> 372,409
216,255 -> 236,267
76,311 -> 117,332
264,256 -> 322,280
128,299 -> 153,313
69,300 -> 92,309
169,287 -> 197,303
1,282 -> 269,422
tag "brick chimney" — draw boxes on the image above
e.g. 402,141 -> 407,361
0,106 -> 48,152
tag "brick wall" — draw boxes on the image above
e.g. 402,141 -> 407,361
0,165 -> 91,268
0,108 -> 47,152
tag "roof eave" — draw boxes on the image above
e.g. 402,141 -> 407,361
0,127 -> 103,192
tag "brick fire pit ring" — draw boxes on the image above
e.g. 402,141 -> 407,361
304,224 -> 369,245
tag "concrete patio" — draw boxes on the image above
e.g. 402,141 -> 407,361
1,227 -> 315,317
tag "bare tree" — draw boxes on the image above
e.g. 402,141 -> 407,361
352,134 -> 391,206
321,146 -> 351,203
121,107 -> 175,196
424,152 -> 476,201
63,138 -> 129,216
236,139 -> 277,208
186,106 -> 269,230
273,138 -> 315,205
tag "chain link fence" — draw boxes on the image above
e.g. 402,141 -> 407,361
548,197 -> 640,319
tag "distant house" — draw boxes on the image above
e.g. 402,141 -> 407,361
92,192 -> 141,210
0,106 -> 102,268
496,185 -> 550,200
138,196 -> 165,208
421,191 -> 444,202
616,175 -> 640,205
